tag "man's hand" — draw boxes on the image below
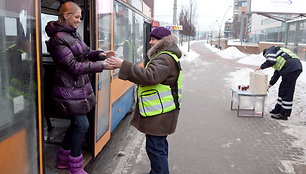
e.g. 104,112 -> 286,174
255,67 -> 262,71
267,84 -> 272,92
102,61 -> 115,70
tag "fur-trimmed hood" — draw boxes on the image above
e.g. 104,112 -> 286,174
147,34 -> 182,59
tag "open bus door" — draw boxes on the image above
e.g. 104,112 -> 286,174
40,0 -> 113,172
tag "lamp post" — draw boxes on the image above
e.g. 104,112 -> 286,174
218,5 -> 232,49
188,0 -> 192,52
210,20 -> 218,45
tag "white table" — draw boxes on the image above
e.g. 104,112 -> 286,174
230,87 -> 267,117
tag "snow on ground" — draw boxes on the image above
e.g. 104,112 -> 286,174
217,47 -> 247,59
237,53 -> 266,66
179,41 -> 200,63
182,41 -> 306,167
202,41 -> 306,167
205,43 -> 220,53
204,43 -> 246,59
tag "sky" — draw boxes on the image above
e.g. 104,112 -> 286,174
180,41 -> 306,172
153,0 -> 233,32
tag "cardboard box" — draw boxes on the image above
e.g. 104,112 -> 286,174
249,71 -> 268,94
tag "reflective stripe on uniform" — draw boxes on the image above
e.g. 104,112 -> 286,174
140,90 -> 173,102
138,51 -> 182,117
139,100 -> 176,116
267,57 -> 276,62
282,100 -> 293,105
272,56 -> 286,71
280,48 -> 299,58
282,105 -> 292,110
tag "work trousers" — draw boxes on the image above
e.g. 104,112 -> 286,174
274,70 -> 302,116
145,134 -> 169,174
62,114 -> 89,157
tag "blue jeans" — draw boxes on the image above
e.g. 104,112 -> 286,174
62,115 -> 89,157
146,134 -> 169,174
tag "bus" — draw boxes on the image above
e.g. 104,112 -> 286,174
0,0 -> 152,173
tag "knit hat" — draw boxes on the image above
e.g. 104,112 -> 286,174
149,27 -> 171,40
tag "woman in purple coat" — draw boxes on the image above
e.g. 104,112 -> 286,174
45,2 -> 114,174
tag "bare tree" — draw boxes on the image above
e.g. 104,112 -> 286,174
178,0 -> 197,49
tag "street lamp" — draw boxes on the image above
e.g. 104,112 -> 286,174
218,5 -> 232,49
210,20 -> 218,45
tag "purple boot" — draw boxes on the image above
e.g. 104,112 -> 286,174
68,154 -> 88,174
56,147 -> 70,169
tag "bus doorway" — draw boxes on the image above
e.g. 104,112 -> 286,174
40,0 -> 112,173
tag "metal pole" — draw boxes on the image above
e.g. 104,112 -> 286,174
188,0 -> 191,52
173,0 -> 177,25
218,6 -> 231,49
284,22 -> 289,47
173,0 -> 177,35
239,12 -> 245,45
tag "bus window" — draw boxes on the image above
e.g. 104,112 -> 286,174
96,0 -> 112,141
114,2 -> 133,63
134,13 -> 144,63
41,13 -> 58,54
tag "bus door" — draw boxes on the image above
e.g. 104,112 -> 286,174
93,0 -> 113,156
0,0 -> 42,173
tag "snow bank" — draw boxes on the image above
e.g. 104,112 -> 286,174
217,46 -> 247,59
179,41 -> 200,63
204,43 -> 220,53
237,53 -> 266,66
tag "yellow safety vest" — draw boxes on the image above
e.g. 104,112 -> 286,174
138,51 -> 182,117
272,47 -> 299,71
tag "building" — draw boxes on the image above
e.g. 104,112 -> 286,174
247,14 -> 293,43
224,19 -> 232,38
231,0 -> 248,39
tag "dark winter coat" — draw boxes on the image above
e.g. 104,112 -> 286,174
260,46 -> 303,85
118,35 -> 182,136
45,21 -> 106,116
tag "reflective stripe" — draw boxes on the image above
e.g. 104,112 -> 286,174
280,48 -> 299,59
272,56 -> 286,71
278,97 -> 282,100
267,57 -> 276,62
276,50 -> 283,56
138,51 -> 182,117
139,100 -> 176,115
277,101 -> 282,105
267,53 -> 277,58
282,105 -> 292,110
140,90 -> 173,102
282,100 -> 293,105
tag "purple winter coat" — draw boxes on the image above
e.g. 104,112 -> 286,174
45,21 -> 106,116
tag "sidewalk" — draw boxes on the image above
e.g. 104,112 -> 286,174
88,41 -> 306,174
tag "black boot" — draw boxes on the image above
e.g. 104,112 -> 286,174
269,109 -> 279,115
271,114 -> 288,120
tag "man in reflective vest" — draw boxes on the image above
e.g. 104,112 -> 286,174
106,27 -> 182,173
256,46 -> 302,120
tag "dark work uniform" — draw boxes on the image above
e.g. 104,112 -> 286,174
260,46 -> 302,117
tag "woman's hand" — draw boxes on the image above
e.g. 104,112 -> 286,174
106,57 -> 124,69
101,50 -> 116,58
